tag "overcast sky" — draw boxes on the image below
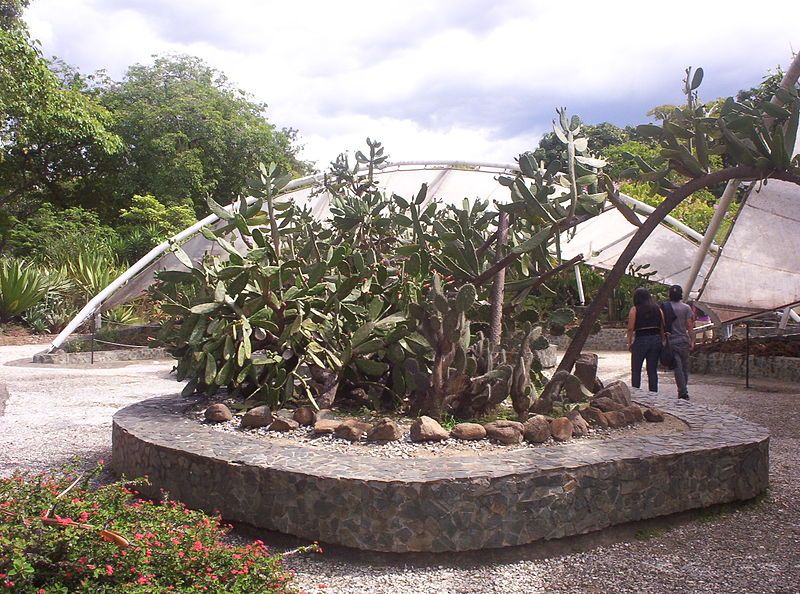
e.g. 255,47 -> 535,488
26,0 -> 800,167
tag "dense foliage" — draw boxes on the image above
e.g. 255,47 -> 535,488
0,465 -> 301,593
155,122 -> 606,420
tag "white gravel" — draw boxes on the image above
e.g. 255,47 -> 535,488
1,346 -> 798,593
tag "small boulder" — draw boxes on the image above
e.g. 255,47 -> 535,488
240,405 -> 273,428
594,380 -> 632,407
522,415 -> 551,443
335,419 -> 372,442
566,410 -> 590,437
451,423 -> 486,441
367,418 -> 403,441
204,403 -> 232,423
316,409 -> 338,421
644,408 -> 665,423
622,405 -> 644,423
484,420 -> 524,445
580,406 -> 609,428
574,353 -> 599,391
410,416 -> 449,442
274,408 -> 295,420
591,396 -> 624,413
313,419 -> 341,434
293,406 -> 317,426
564,373 -> 592,403
530,397 -> 554,415
604,410 -> 628,429
550,417 -> 574,442
270,417 -> 300,432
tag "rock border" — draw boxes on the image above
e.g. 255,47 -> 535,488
112,391 -> 769,552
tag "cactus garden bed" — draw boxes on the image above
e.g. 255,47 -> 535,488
187,379 -> 687,459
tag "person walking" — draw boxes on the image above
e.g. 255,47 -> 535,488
662,285 -> 695,399
626,287 -> 665,392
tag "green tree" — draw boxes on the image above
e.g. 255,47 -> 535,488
0,28 -> 122,218
119,194 -> 196,236
95,55 -> 308,218
533,120 -> 632,164
0,0 -> 29,32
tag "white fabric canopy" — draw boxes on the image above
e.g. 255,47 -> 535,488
697,179 -> 800,323
50,159 -> 798,350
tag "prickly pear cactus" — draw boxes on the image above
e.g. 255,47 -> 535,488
407,275 -> 475,418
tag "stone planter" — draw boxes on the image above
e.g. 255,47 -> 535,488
112,391 -> 768,552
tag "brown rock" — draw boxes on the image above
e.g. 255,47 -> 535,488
566,410 -> 590,437
622,405 -> 644,423
450,423 -> 486,441
530,397 -> 554,415
293,406 -> 317,426
204,403 -> 232,423
580,406 -> 609,428
484,420 -> 524,445
644,407 -> 665,422
522,415 -> 551,443
592,377 -> 605,394
591,396 -> 624,412
316,409 -> 338,421
274,408 -> 294,419
604,410 -> 627,429
270,417 -> 300,432
313,419 -> 341,434
550,417 -> 574,441
335,419 -> 372,442
594,380 -> 632,407
564,373 -> 592,403
410,416 -> 449,442
574,353 -> 599,390
240,405 -> 274,428
367,418 -> 403,441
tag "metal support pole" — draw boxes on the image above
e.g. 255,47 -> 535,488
683,179 -> 738,299
779,307 -> 792,330
574,264 -> 585,305
745,321 -> 750,389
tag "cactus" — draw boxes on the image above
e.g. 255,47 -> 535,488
407,274 -> 475,418
508,323 -> 537,421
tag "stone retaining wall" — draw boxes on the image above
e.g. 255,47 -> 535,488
33,347 -> 168,365
548,328 -> 628,351
112,392 -> 768,553
690,352 -> 800,383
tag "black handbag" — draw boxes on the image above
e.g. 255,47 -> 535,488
659,336 -> 675,369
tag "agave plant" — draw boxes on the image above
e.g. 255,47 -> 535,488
0,259 -> 50,322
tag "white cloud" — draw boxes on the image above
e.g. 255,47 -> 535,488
25,0 -> 800,167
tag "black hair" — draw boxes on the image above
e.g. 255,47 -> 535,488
633,287 -> 653,307
669,285 -> 683,302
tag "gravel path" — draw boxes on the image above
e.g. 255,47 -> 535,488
1,346 -> 798,593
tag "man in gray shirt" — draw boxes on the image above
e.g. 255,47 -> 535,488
663,285 -> 695,399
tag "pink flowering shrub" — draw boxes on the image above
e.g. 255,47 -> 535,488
0,464 -> 304,593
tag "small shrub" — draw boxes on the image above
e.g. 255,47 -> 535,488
0,259 -> 49,323
0,465 -> 305,593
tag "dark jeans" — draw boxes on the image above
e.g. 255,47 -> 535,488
671,338 -> 690,397
631,334 -> 661,392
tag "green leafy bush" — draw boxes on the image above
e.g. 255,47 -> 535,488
119,194 -> 196,236
0,465 -> 304,593
4,204 -> 119,265
0,259 -> 49,322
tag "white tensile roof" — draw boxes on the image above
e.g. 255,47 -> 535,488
49,159 -> 799,351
